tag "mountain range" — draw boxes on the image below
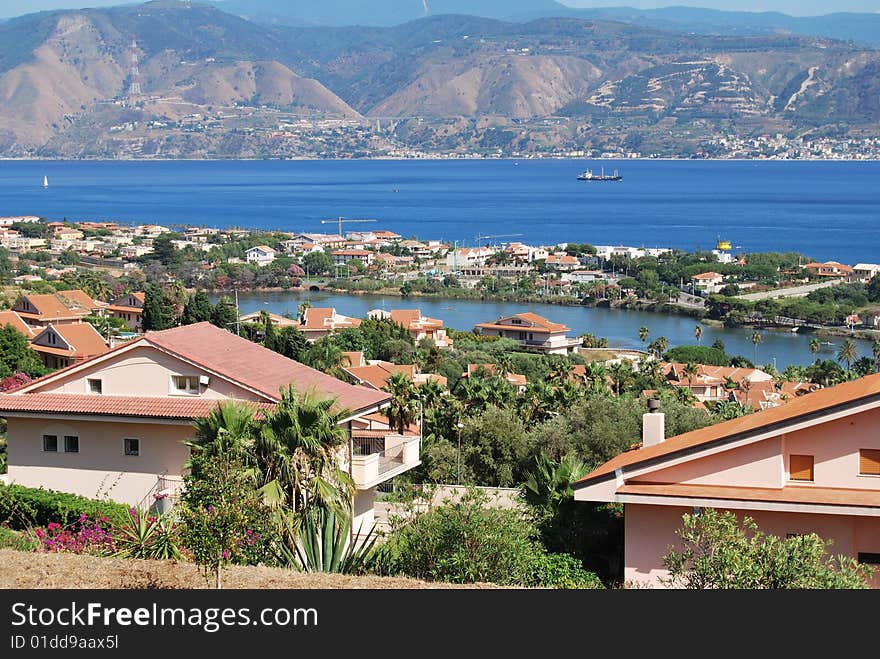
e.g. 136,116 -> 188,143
0,1 -> 877,158
214,0 -> 880,46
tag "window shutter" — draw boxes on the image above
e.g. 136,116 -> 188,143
789,454 -> 814,481
859,449 -> 880,476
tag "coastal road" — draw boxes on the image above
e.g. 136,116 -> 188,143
736,280 -> 840,301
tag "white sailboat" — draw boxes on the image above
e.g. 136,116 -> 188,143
42,176 -> 48,188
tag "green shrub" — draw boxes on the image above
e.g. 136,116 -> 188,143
525,552 -> 604,589
376,489 -> 598,587
0,484 -> 129,530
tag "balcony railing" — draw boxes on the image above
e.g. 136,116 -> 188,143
139,474 -> 185,513
351,435 -> 420,489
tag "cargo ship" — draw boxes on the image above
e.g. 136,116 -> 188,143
577,167 -> 622,181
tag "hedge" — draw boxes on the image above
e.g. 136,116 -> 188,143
0,484 -> 129,530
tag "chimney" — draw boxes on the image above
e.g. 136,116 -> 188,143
642,398 -> 665,447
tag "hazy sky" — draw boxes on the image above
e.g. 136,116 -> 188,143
1,1 -> 878,19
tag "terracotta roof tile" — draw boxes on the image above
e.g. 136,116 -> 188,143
0,310 -> 34,337
14,294 -> 88,321
617,482 -> 880,509
144,322 -> 387,414
575,373 -> 880,487
0,393 -> 274,420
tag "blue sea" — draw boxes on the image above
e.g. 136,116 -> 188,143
1,159 -> 879,262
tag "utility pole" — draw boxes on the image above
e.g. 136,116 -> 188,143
234,288 -> 240,336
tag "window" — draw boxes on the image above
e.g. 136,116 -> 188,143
87,378 -> 102,395
171,375 -> 200,395
123,438 -> 140,457
859,449 -> 880,476
857,552 -> 880,565
64,436 -> 79,453
789,454 -> 814,482
42,434 -> 58,452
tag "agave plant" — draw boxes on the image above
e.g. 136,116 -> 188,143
286,507 -> 379,574
113,507 -> 184,561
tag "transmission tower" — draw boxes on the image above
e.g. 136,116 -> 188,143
128,37 -> 142,97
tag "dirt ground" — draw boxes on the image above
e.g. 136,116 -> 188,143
0,549 -> 495,589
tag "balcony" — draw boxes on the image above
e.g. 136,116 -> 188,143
351,433 -> 421,490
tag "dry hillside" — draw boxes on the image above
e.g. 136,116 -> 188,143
0,549 -> 496,589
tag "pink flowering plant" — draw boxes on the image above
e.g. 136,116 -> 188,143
32,513 -> 115,555
178,451 -> 273,588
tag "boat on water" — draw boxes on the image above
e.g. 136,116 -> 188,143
577,167 -> 622,181
42,176 -> 48,188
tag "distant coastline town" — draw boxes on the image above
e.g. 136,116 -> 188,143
3,213 -> 880,337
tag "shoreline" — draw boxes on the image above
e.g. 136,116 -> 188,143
220,284 -> 879,340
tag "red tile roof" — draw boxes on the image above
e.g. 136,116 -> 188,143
13,294 -> 89,321
57,290 -> 105,311
299,308 -> 361,331
144,323 -> 388,414
617,482 -> 880,509
0,310 -> 34,338
344,362 -> 416,391
0,393 -> 274,420
575,373 -> 880,488
31,323 -> 109,359
475,312 -> 570,334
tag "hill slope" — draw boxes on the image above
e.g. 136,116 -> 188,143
0,2 -> 878,158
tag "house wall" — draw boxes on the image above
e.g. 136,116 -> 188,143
637,437 -> 785,489
624,503 -> 880,588
36,345 -> 264,401
783,408 -> 880,489
6,417 -> 192,507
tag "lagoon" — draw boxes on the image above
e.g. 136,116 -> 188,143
228,290 -> 874,368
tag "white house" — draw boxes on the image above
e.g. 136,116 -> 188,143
245,245 -> 277,266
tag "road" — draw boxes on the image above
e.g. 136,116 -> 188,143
737,280 -> 839,301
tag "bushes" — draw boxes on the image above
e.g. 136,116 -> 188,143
0,484 -> 129,530
376,490 -> 603,588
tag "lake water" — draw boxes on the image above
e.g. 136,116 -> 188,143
228,289 -> 874,368
2,159 -> 879,261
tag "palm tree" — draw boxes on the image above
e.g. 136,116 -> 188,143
838,339 -> 858,375
694,325 -> 703,345
583,362 -> 609,394
383,371 -> 420,434
254,386 -> 354,517
683,362 -> 700,390
639,326 -> 649,344
417,377 -> 446,411
751,330 -> 762,364
608,361 -> 633,396
187,400 -> 258,467
809,338 -> 821,358
647,336 -> 669,360
548,356 -> 573,384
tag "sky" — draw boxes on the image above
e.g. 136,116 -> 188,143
1,1 -> 878,19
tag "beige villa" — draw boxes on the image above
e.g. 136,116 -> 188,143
474,312 -> 582,355
368,308 -> 454,348
298,307 -> 361,341
0,322 -> 421,532
573,377 -> 880,588
106,292 -> 145,331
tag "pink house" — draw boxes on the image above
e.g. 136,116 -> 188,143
0,323 -> 419,531
573,377 -> 880,588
